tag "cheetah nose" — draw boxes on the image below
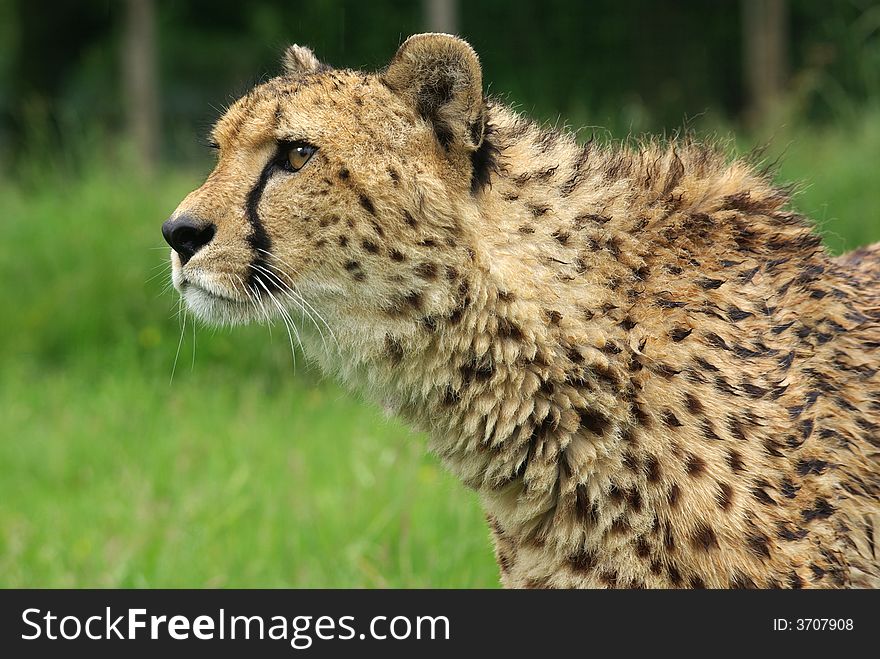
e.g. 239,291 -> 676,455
162,214 -> 216,266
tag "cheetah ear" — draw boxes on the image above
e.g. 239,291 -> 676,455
382,33 -> 485,151
281,44 -> 329,76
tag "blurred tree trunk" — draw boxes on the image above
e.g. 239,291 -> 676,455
423,0 -> 458,34
123,0 -> 159,176
742,0 -> 788,127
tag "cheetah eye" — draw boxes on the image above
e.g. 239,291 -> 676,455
284,142 -> 317,172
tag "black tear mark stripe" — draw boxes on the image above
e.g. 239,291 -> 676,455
245,158 -> 278,292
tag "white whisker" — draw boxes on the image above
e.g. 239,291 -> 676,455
253,248 -> 339,351
250,262 -> 331,354
252,272 -> 299,371
190,307 -> 197,372
170,297 -> 187,385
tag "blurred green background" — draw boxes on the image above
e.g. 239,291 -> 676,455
1,0 -> 878,587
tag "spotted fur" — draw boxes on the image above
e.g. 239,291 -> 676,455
166,34 -> 880,588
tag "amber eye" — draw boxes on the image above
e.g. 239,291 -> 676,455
286,143 -> 317,171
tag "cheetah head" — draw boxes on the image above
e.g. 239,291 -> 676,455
164,33 -> 496,360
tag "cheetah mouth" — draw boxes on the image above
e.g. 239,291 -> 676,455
175,274 -> 258,326
181,280 -> 243,304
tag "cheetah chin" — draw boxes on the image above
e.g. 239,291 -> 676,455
163,33 -> 880,588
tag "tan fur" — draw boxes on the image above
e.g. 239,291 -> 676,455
167,34 -> 880,588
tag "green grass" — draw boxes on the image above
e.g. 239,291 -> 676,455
755,109 -> 880,255
0,361 -> 493,587
1,110 -> 878,587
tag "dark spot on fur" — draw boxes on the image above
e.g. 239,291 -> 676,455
575,483 -> 600,526
692,523 -> 719,551
459,356 -> 494,383
610,517 -> 630,535
634,402 -> 652,427
685,393 -> 703,415
662,410 -> 683,428
622,451 -> 641,473
728,415 -> 747,441
780,478 -> 799,499
727,306 -> 753,322
414,262 -> 438,280
608,483 -> 624,505
727,449 -> 745,473
528,203 -> 551,217
705,332 -> 731,351
552,230 -> 570,245
497,318 -> 524,341
603,341 -> 622,355
668,483 -> 681,507
671,327 -> 693,342
384,335 -> 404,364
777,522 -> 808,541
471,121 -> 500,193
796,458 -> 829,476
600,570 -> 619,587
701,420 -> 721,441
748,534 -> 771,560
730,572 -> 758,589
579,409 -> 609,436
741,383 -> 767,398
441,385 -> 461,407
404,291 -> 423,310
646,455 -> 661,483
686,454 -> 706,477
361,239 -> 379,254
358,193 -> 376,215
716,482 -> 734,510
802,498 -> 834,522
569,548 -> 597,573
689,575 -> 707,588
654,363 -> 680,379
695,357 -> 720,372
626,487 -> 643,512
752,481 -> 777,506
801,418 -> 814,440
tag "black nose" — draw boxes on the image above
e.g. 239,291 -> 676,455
162,215 -> 216,265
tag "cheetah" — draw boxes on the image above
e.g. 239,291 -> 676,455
163,33 -> 880,588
